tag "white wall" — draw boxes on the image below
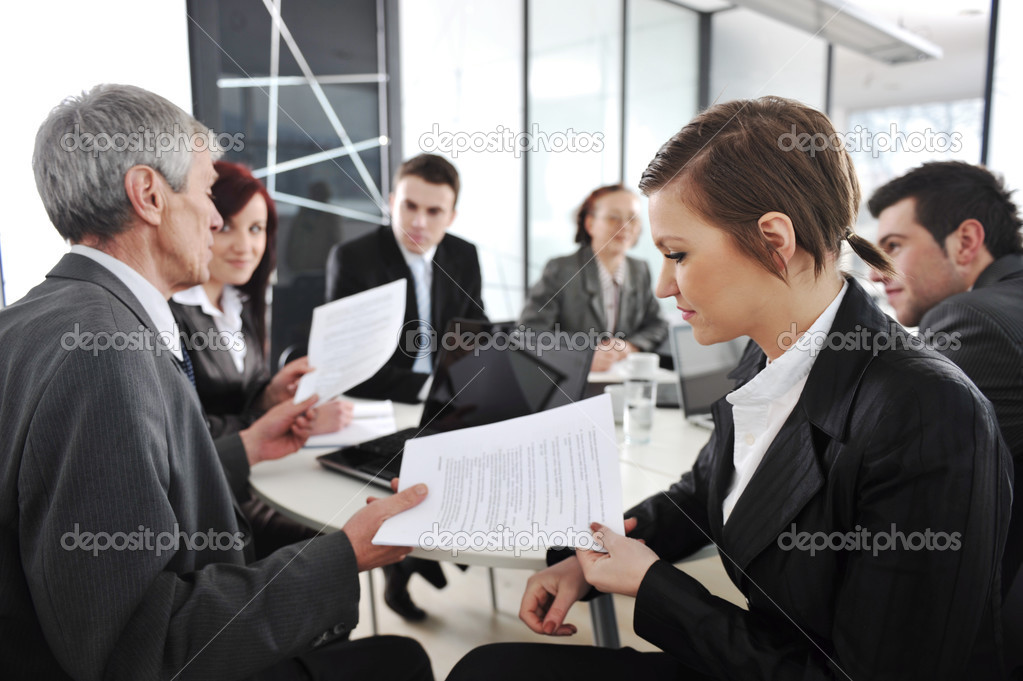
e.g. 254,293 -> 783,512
988,0 -> 1023,195
1,0 -> 192,306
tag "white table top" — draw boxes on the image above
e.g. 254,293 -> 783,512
249,399 -> 712,570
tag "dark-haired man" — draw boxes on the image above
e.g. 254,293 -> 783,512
326,154 -> 487,621
869,160 -> 1023,674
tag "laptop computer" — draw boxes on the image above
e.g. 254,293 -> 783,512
669,324 -> 748,429
317,319 -> 594,488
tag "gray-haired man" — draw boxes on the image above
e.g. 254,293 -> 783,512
0,84 -> 432,680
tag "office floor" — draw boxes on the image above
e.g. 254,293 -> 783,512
347,553 -> 746,679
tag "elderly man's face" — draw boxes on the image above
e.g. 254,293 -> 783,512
157,150 -> 223,291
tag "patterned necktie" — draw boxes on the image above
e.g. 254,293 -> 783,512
408,256 -> 432,374
177,347 -> 196,388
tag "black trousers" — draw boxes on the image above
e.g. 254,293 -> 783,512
446,642 -> 715,681
253,635 -> 433,681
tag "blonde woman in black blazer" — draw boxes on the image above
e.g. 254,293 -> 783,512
448,98 -> 1012,680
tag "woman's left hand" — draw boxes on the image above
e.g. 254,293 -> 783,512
262,357 -> 314,408
310,398 -> 355,435
575,522 -> 659,597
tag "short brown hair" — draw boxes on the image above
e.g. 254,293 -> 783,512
639,96 -> 893,279
575,184 -> 633,245
394,153 -> 460,207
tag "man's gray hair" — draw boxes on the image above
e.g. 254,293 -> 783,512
33,84 -> 217,243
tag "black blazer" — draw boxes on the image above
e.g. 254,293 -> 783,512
170,297 -> 272,439
325,226 -> 487,402
919,253 -> 1023,588
624,278 -> 1012,679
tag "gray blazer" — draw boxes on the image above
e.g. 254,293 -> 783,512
519,246 -> 668,351
0,254 -> 359,680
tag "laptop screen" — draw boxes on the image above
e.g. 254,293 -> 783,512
669,325 -> 748,417
418,319 -> 593,432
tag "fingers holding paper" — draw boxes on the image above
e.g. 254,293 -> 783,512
343,483 -> 429,572
576,521 -> 658,598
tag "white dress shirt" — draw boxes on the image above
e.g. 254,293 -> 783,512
70,244 -> 185,362
722,281 -> 849,523
596,257 -> 628,333
172,285 -> 249,373
395,237 -> 439,401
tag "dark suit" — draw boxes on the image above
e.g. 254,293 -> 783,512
519,246 -> 668,352
450,278 -> 1012,680
0,254 -> 422,680
170,299 -> 271,440
325,226 -> 487,402
918,253 -> 1023,586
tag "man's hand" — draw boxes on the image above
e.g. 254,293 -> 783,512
240,395 -> 318,466
589,339 -> 636,372
575,521 -> 657,598
342,483 -> 429,571
260,357 -> 313,409
310,399 -> 354,435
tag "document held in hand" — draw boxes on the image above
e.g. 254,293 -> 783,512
373,395 -> 624,553
294,279 -> 406,406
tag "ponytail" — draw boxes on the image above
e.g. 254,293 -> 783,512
846,231 -> 895,279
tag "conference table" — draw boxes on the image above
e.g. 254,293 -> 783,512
249,395 -> 714,647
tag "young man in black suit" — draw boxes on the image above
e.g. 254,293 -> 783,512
325,154 -> 487,621
325,153 -> 487,403
869,161 -> 1023,676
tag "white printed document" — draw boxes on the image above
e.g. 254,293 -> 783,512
373,395 -> 624,552
295,280 -> 406,406
303,400 -> 398,448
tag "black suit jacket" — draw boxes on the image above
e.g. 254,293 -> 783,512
624,278 -> 1011,679
325,226 -> 487,402
0,255 -> 360,680
919,253 -> 1023,588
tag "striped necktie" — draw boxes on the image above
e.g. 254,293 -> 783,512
408,256 -> 432,374
176,347 -> 196,388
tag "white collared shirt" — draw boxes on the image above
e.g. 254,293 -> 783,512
70,244 -> 184,361
172,285 -> 249,373
596,257 -> 628,333
722,281 -> 849,523
395,237 -> 438,294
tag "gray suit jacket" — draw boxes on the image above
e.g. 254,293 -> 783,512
919,253 -> 1023,588
0,254 -> 359,680
519,246 -> 668,352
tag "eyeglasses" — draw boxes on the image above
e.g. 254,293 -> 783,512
594,212 -> 640,226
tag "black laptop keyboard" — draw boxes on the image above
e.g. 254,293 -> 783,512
346,426 -> 439,478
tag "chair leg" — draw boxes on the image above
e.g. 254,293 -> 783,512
367,569 -> 379,635
488,567 -> 498,612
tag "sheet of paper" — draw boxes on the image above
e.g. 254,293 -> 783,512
294,280 -> 406,406
373,395 -> 623,552
303,400 -> 398,448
